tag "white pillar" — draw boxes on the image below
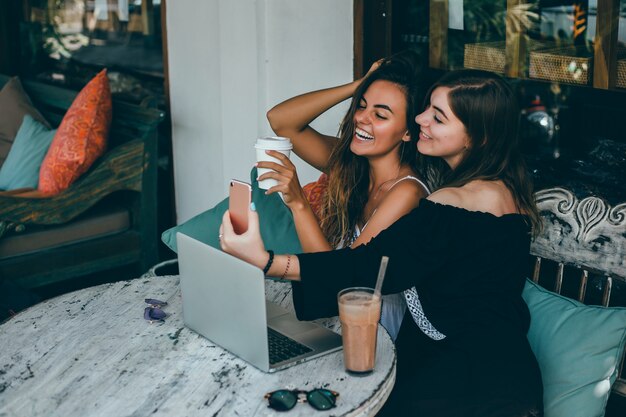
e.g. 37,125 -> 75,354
167,0 -> 353,223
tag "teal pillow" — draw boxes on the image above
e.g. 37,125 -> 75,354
0,115 -> 56,190
522,279 -> 626,417
162,167 -> 302,256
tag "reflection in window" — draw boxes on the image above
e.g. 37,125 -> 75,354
21,0 -> 164,105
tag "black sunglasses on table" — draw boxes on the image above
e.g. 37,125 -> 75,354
143,298 -> 167,322
265,388 -> 339,412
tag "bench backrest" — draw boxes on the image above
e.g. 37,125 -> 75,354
530,187 -> 626,399
0,74 -> 163,149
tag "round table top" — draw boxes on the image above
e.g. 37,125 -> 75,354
0,275 -> 396,417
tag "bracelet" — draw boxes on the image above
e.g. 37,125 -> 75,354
281,255 -> 292,279
262,250 -> 274,275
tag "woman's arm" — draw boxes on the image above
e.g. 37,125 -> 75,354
290,204 -> 333,252
266,81 -> 359,172
267,61 -> 381,172
219,208 -> 304,278
350,181 -> 427,248
219,200 -> 442,291
257,151 -> 333,252
220,200 -> 446,320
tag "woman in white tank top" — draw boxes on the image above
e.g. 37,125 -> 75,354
259,51 -> 433,339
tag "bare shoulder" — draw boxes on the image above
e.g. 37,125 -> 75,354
426,187 -> 465,209
386,177 -> 430,199
352,178 -> 426,247
371,179 -> 428,220
428,180 -> 518,216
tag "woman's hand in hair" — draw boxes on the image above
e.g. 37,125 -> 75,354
363,58 -> 384,79
257,150 -> 309,211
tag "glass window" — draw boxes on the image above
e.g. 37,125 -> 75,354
20,0 -> 164,105
618,0 -> 626,89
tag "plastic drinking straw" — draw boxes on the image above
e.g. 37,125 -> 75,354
374,256 -> 389,299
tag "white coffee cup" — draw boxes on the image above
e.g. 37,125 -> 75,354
255,136 -> 293,190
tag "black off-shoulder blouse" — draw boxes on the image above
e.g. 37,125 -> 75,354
292,199 -> 543,417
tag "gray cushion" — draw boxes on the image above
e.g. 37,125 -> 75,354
0,77 -> 51,168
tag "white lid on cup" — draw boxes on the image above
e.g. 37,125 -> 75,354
254,136 -> 293,151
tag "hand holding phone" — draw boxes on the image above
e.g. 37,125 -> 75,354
229,179 -> 252,234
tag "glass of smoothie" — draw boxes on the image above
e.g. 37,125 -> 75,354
337,287 -> 381,375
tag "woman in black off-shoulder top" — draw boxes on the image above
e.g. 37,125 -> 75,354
220,70 -> 544,417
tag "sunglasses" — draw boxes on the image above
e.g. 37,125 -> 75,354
144,298 -> 168,323
265,388 -> 339,412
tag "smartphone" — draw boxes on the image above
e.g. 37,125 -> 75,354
229,179 -> 252,235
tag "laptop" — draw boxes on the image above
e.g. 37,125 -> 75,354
176,233 -> 343,372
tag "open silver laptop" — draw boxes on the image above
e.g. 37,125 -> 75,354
176,233 -> 342,372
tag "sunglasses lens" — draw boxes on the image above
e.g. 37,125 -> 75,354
307,389 -> 337,411
144,306 -> 166,321
268,390 -> 297,411
145,298 -> 168,307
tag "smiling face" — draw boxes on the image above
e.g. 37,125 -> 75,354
349,80 -> 411,160
415,86 -> 470,169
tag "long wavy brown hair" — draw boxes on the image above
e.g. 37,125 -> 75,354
319,51 -> 427,247
423,69 -> 542,234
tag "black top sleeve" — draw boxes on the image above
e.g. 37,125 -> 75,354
291,199 -> 450,320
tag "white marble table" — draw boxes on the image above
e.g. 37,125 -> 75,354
0,275 -> 396,417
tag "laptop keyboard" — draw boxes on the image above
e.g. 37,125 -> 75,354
267,327 -> 313,365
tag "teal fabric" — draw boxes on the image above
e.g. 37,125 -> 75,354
522,279 -> 626,417
0,115 -> 56,190
162,167 -> 302,257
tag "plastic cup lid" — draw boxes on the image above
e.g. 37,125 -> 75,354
254,136 -> 293,150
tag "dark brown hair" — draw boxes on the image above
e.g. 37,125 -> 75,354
320,50 -> 427,246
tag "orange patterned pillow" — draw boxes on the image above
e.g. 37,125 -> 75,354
38,69 -> 112,195
302,173 -> 328,220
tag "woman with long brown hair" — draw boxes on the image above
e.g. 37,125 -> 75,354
221,69 -> 544,416
260,51 -> 431,339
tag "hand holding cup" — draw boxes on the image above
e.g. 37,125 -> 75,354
254,136 -> 293,190
257,150 -> 308,209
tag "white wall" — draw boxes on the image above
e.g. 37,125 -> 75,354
167,0 -> 353,223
